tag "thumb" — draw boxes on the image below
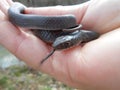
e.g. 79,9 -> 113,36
25,1 -> 90,24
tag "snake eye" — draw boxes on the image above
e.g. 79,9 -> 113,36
52,36 -> 74,50
64,41 -> 71,47
52,34 -> 76,50
53,41 -> 72,50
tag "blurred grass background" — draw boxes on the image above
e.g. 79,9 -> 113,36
0,0 -> 88,90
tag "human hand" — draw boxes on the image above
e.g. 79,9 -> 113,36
0,0 -> 120,90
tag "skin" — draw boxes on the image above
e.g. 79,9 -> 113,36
0,0 -> 120,90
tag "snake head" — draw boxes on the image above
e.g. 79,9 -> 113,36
52,35 -> 78,50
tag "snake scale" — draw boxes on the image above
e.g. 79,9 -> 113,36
8,2 -> 99,64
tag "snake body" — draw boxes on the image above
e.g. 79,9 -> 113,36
8,2 -> 99,64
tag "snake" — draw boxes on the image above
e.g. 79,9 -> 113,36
8,2 -> 99,64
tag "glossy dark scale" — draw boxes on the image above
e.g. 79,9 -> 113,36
8,2 -> 100,64
31,29 -> 71,43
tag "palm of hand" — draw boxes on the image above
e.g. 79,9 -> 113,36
0,0 -> 120,89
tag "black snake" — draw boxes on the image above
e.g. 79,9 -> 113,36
8,2 -> 99,64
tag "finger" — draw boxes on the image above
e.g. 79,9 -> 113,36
81,0 -> 120,34
25,1 -> 90,24
82,28 -> 120,67
0,9 -> 23,53
6,0 -> 14,5
82,27 -> 120,63
0,0 -> 10,15
0,9 -> 49,69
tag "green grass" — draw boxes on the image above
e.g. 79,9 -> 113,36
0,65 -> 77,90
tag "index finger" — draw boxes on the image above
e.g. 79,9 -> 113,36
0,0 -> 14,16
